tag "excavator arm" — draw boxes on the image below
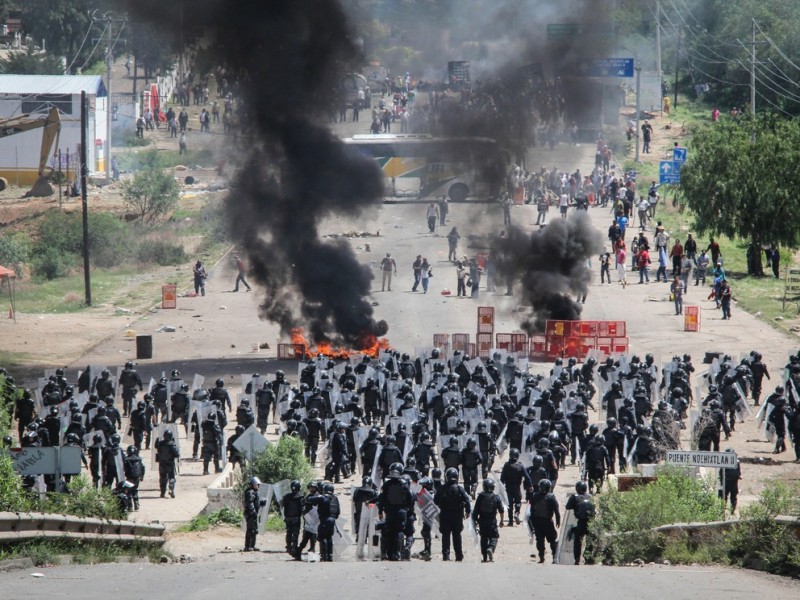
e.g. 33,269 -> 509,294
0,107 -> 62,197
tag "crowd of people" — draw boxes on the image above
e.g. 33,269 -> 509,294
5,340 -> 797,563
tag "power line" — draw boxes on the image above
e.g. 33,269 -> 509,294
65,20 -> 95,73
753,19 -> 800,74
79,21 -> 109,72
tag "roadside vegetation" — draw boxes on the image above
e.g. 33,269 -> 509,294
621,96 -> 800,335
588,471 -> 800,577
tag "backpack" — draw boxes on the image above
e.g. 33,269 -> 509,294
126,456 -> 144,480
574,494 -> 595,521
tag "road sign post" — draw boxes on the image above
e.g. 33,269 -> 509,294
659,160 -> 681,184
575,58 -> 635,78
672,147 -> 687,163
665,450 -> 737,468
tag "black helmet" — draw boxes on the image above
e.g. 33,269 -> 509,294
709,400 -> 721,410
419,477 -> 433,491
180,383 -> 190,392
362,475 -> 374,487
276,370 -> 285,379
445,467 -> 459,482
537,437 -> 551,449
127,445 -> 138,456
509,448 -> 520,462
110,433 -> 121,445
389,462 -> 404,477
350,417 -> 360,427
385,434 -> 396,446
776,385 -> 785,395
137,401 -> 145,410
466,438 -> 477,448
606,417 -> 617,428
323,482 -> 335,494
249,476 -> 262,487
170,369 -> 180,378
576,481 -> 588,494
93,433 -> 104,444
65,433 -> 80,445
538,479 -> 552,493
163,429 -> 174,440
235,425 -> 245,434
531,455 -> 543,469
215,378 -> 225,388
448,437 -> 459,447
483,478 -> 496,492
611,381 -> 621,391
101,369 -> 110,378
290,480 -> 301,492
431,467 -> 443,480
125,361 -> 134,370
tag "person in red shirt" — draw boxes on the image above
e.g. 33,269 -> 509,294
669,239 -> 683,277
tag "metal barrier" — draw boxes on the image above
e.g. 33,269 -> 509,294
0,512 -> 166,546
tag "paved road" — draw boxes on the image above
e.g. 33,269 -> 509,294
2,560 -> 798,600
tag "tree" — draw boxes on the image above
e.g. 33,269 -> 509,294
0,44 -> 64,75
123,167 -> 179,224
679,114 -> 800,274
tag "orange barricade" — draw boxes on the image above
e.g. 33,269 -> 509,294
596,337 -> 613,355
611,337 -> 629,354
684,306 -> 700,332
452,333 -> 470,353
495,333 -> 513,351
510,333 -> 529,355
161,285 -> 177,309
476,333 -> 493,359
529,335 -> 546,361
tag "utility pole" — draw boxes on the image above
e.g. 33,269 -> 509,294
635,63 -> 642,162
750,18 -> 756,117
92,11 -> 126,183
80,91 -> 91,307
673,28 -> 681,109
656,1 -> 662,77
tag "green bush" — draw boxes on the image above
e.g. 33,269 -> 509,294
589,469 -> 725,564
32,210 -> 133,277
240,435 -> 314,493
0,375 -> 15,437
725,480 -> 800,576
136,240 -> 187,266
0,232 -> 30,278
123,167 -> 180,224
40,475 -> 125,520
31,246 -> 73,280
122,131 -> 151,147
178,507 -> 243,532
0,454 -> 34,512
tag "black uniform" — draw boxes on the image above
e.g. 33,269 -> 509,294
472,490 -> 504,561
255,386 -> 275,433
155,436 -> 180,497
244,487 -> 263,551
378,475 -> 414,560
585,441 -> 611,492
528,490 -> 561,562
305,492 -> 341,562
123,454 -> 146,510
565,492 -> 595,564
434,480 -> 471,561
118,367 -> 143,416
200,416 -> 222,474
500,460 -> 531,525
718,463 -> 741,511
282,491 -> 305,557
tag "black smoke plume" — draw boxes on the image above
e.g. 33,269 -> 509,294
127,0 -> 388,346
491,212 -> 603,333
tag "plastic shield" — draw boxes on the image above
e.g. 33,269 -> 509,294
495,479 -> 510,509
192,374 -> 205,393
304,507 -> 320,533
257,484 -> 274,532
466,516 -> 479,548
356,502 -> 380,560
554,508 -> 577,565
332,520 -> 354,560
151,422 -> 181,468
415,488 -> 440,530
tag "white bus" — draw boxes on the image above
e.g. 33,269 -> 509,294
344,134 -> 507,201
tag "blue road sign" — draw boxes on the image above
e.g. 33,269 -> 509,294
672,147 -> 687,163
576,58 -> 635,78
659,161 -> 681,184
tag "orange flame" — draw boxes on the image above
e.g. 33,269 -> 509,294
290,328 -> 391,359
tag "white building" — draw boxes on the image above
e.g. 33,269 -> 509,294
0,74 -> 107,186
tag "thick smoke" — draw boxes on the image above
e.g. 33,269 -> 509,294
491,212 -> 603,333
128,0 -> 388,346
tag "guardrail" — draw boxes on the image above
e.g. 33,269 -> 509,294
0,512 -> 166,546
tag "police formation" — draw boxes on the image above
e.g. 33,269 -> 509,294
262,348 -> 800,563
4,347 -> 798,560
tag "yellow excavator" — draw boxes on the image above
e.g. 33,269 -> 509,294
0,106 -> 61,196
